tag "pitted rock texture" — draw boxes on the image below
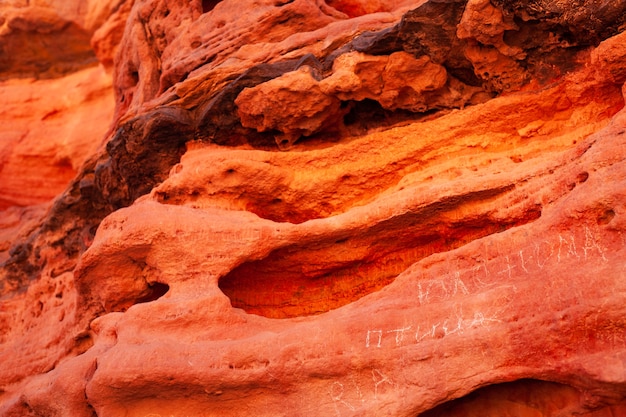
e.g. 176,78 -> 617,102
2,0 -> 626,416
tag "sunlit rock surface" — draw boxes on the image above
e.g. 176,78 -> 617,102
1,0 -> 626,416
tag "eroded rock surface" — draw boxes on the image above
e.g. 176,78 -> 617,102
2,0 -> 626,416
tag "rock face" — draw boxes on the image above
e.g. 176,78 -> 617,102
1,0 -> 626,416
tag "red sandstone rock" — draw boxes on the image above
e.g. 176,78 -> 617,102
0,67 -> 114,210
0,0 -> 123,79
236,66 -> 344,148
2,1 -> 626,416
90,0 -> 133,71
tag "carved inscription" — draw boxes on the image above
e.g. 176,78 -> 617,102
333,226 -> 611,415
413,226 -> 608,307
365,309 -> 503,349
330,369 -> 395,416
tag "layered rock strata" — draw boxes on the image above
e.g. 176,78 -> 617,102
2,0 -> 626,416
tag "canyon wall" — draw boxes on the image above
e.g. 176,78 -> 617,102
1,0 -> 626,416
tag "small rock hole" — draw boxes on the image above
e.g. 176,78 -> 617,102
577,171 -> 589,183
71,332 -> 94,356
130,70 -> 139,86
202,0 -> 221,13
597,209 -> 616,225
136,282 -> 170,304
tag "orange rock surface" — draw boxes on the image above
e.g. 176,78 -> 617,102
2,0 -> 626,416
